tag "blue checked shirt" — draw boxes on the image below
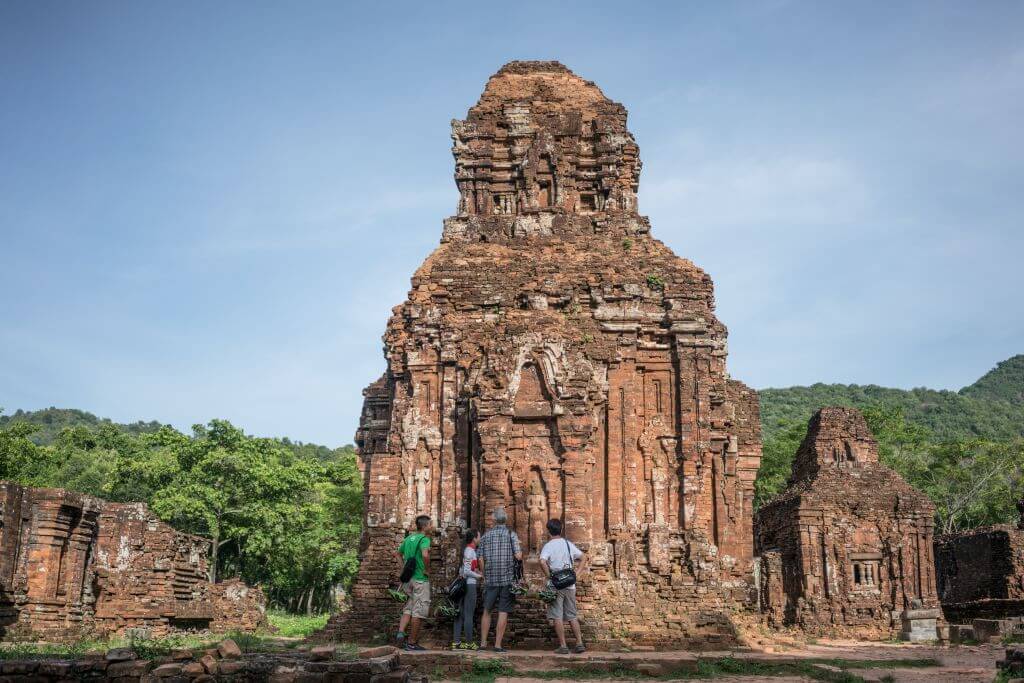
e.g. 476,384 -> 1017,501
477,525 -> 522,587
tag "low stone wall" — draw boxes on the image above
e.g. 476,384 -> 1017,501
0,640 -> 411,682
944,599 -> 1024,623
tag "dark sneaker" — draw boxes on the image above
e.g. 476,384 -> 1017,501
574,644 -> 587,654
554,646 -> 570,654
492,646 -> 507,653
404,643 -> 427,651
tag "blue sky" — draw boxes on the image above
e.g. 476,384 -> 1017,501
1,1 -> 1021,446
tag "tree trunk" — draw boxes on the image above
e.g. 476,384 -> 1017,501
210,526 -> 219,583
306,586 -> 316,615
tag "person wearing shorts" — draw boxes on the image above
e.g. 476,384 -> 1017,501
477,507 -> 522,652
396,515 -> 432,651
539,518 -> 586,654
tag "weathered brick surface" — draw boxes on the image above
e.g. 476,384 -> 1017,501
755,408 -> 940,639
326,61 -> 762,648
0,482 -> 266,640
936,505 -> 1024,622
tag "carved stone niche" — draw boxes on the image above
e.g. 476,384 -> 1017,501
849,552 -> 882,592
512,361 -> 562,418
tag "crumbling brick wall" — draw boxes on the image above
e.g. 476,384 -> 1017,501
0,481 -> 266,640
325,61 -> 762,648
210,578 -> 268,632
936,519 -> 1024,622
755,408 -> 940,639
0,484 -> 102,640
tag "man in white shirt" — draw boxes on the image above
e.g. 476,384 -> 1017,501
539,518 -> 586,654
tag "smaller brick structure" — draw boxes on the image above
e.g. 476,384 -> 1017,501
0,482 -> 266,640
935,501 -> 1024,622
755,407 -> 940,639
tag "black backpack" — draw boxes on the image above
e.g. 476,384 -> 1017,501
446,575 -> 467,602
399,535 -> 427,583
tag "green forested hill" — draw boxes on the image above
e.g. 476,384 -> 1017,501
760,355 -> 1024,442
757,355 -> 1024,533
0,407 -> 165,445
960,354 -> 1024,404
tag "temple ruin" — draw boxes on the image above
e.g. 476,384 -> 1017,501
755,407 -> 940,640
326,61 -> 762,648
935,500 -> 1024,623
0,481 -> 266,640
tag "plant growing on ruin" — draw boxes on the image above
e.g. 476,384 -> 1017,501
646,273 -> 665,290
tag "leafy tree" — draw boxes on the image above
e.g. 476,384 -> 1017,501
0,420 -> 52,483
113,420 -> 321,582
913,439 -> 1024,534
754,419 -> 805,507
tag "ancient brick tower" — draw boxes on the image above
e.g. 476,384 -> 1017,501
755,408 -> 940,640
330,61 -> 762,647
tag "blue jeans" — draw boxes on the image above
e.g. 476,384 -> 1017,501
453,582 -> 478,643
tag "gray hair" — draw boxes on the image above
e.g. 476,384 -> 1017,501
492,507 -> 508,524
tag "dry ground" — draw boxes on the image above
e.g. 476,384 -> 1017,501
405,639 -> 1003,682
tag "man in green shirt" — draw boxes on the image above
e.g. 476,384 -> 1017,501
396,515 -> 432,650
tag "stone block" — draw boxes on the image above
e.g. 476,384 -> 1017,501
151,662 -> 184,677
310,645 -> 336,661
218,660 -> 246,675
217,638 -> 243,659
199,654 -> 218,673
106,648 -> 136,662
180,661 -> 205,676
974,618 -> 1013,641
107,659 -> 153,677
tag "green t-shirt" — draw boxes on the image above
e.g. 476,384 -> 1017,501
399,532 -> 431,582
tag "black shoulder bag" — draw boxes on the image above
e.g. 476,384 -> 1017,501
399,535 -> 426,583
549,539 -> 577,590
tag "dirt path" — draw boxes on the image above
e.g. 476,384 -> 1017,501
413,640 -> 1003,682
